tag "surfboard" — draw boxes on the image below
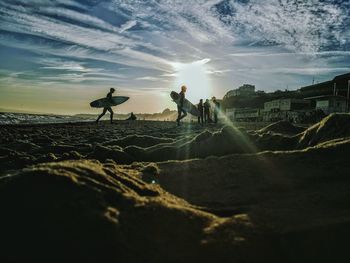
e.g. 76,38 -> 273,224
90,96 -> 129,108
170,91 -> 200,116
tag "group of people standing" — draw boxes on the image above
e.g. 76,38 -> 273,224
176,85 -> 221,126
197,97 -> 220,125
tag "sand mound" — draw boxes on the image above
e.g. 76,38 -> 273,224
0,160 -> 269,262
259,121 -> 306,135
103,134 -> 174,148
155,138 -> 350,262
254,132 -> 298,151
298,113 -> 350,148
255,115 -> 350,151
158,138 -> 350,209
2,157 -> 349,262
124,126 -> 256,162
87,145 -> 134,164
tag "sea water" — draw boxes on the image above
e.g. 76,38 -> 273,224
0,112 -> 91,125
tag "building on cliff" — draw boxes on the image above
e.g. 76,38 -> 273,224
224,72 -> 350,123
224,84 -> 256,98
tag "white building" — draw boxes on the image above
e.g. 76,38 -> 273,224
264,98 -> 310,112
224,84 -> 255,98
263,98 -> 311,122
306,95 -> 347,114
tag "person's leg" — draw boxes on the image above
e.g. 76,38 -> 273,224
177,106 -> 182,125
107,108 -> 114,123
96,108 -> 107,122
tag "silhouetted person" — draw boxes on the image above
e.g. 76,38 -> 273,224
96,88 -> 115,124
126,112 -> 137,121
213,97 -> 220,124
197,99 -> 204,125
204,99 -> 211,123
176,85 -> 187,126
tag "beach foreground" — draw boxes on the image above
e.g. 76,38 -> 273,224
1,116 -> 350,262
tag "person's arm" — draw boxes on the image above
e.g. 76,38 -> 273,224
107,92 -> 113,102
179,92 -> 184,107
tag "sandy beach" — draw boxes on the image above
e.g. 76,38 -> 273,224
1,114 -> 350,262
1,0 -> 350,261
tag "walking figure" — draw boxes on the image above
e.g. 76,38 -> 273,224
96,88 -> 115,124
176,85 -> 188,126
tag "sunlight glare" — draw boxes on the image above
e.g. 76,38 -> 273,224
171,59 -> 212,103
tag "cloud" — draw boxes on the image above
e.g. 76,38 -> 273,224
110,0 -> 235,44
0,3 -> 173,72
218,0 -> 349,53
270,67 -> 350,76
38,58 -> 93,72
170,58 -> 211,71
206,69 -> 231,75
37,6 -> 122,33
119,20 -> 137,33
136,76 -> 160,81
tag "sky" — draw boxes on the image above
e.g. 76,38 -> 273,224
0,0 -> 350,114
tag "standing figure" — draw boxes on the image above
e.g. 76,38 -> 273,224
213,97 -> 220,124
176,85 -> 187,126
96,88 -> 115,124
197,99 -> 204,125
204,99 -> 211,123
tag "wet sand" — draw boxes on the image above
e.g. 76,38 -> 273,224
1,116 -> 350,262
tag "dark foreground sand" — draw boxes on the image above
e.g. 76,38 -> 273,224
1,115 -> 350,262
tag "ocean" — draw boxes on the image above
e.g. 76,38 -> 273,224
0,112 -> 92,125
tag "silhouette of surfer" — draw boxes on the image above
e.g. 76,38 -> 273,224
126,112 -> 137,121
204,99 -> 211,123
197,99 -> 204,125
176,85 -> 187,126
96,88 -> 115,124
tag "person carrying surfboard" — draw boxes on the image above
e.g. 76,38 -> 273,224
96,88 -> 115,124
176,85 -> 187,126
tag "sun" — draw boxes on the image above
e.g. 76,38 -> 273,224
171,59 -> 212,103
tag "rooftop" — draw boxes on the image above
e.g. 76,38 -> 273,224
304,95 -> 347,100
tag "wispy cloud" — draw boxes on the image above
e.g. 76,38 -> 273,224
0,2 -> 173,72
119,20 -> 137,33
136,76 -> 160,81
219,0 -> 349,53
38,58 -> 93,72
